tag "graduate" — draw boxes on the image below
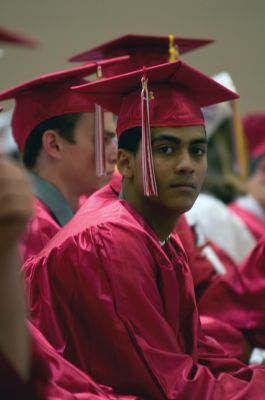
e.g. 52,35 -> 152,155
186,72 -> 255,267
24,60 -> 265,399
70,33 -> 232,290
184,72 -> 255,295
0,58 -> 125,262
0,133 -> 137,400
229,110 -> 265,240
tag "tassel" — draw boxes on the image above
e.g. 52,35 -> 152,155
141,71 -> 158,197
230,100 -> 249,179
168,34 -> 179,62
95,104 -> 105,176
95,65 -> 105,176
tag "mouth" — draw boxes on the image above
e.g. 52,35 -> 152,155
169,183 -> 196,191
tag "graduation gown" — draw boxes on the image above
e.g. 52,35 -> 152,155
198,237 -> 265,349
176,208 -> 250,361
23,192 -> 265,400
0,321 -> 138,400
229,198 -> 265,241
20,173 -> 74,262
176,215 -> 230,298
84,180 -> 251,361
186,193 -> 256,264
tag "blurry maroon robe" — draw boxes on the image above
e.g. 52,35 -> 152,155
20,197 -> 60,263
198,237 -> 265,349
229,203 -> 265,241
23,190 -> 265,399
0,321 -> 138,399
175,205 -> 250,361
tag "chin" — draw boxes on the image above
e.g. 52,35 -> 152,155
168,198 -> 196,215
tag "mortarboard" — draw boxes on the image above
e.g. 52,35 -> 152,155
0,56 -> 129,153
69,33 -> 214,76
0,25 -> 38,48
243,111 -> 265,159
72,60 -> 239,196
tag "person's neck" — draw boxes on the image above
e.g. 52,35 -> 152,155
145,209 -> 178,242
121,186 -> 179,242
58,184 -> 79,211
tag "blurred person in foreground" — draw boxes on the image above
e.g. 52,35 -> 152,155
0,117 -> 138,400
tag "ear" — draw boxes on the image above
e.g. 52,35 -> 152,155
117,149 -> 135,178
42,130 -> 62,160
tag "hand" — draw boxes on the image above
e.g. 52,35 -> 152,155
0,156 -> 32,251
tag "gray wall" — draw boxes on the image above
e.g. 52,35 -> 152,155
0,0 -> 264,113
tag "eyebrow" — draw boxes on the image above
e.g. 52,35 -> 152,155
151,134 -> 208,145
104,129 -> 116,137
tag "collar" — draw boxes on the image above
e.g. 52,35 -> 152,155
236,195 -> 265,222
159,237 -> 171,247
30,173 -> 74,227
119,195 -> 171,246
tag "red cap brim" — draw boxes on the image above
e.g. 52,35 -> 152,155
72,60 -> 239,115
0,26 -> 38,48
0,56 -> 129,151
69,33 -> 214,62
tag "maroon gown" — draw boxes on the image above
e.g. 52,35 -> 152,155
23,187 -> 265,399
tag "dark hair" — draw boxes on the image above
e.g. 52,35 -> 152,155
23,113 -> 84,169
203,119 -> 245,203
118,126 -> 142,154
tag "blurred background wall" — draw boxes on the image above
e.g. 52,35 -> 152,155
0,0 -> 264,113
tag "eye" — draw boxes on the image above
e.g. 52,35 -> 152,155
156,144 -> 175,155
159,145 -> 174,154
190,146 -> 207,157
104,133 -> 117,146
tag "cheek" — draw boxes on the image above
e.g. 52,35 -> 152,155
132,158 -> 144,189
197,159 -> 207,181
71,149 -> 96,180
105,141 -> 117,158
80,146 -> 95,164
153,157 -> 167,176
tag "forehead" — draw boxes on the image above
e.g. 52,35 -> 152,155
151,125 -> 206,141
74,111 -> 116,137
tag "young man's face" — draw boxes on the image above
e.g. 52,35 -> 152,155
61,112 -> 117,197
131,125 -> 207,216
100,112 -> 118,187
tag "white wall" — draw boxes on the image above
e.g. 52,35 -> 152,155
0,0 -> 264,114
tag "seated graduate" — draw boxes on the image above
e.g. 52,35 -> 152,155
0,58 -> 124,262
0,125 -> 138,399
229,110 -> 265,241
22,60 -> 265,399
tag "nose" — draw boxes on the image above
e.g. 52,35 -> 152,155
106,138 -> 118,167
175,150 -> 194,174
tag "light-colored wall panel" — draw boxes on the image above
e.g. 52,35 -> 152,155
0,0 -> 264,113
